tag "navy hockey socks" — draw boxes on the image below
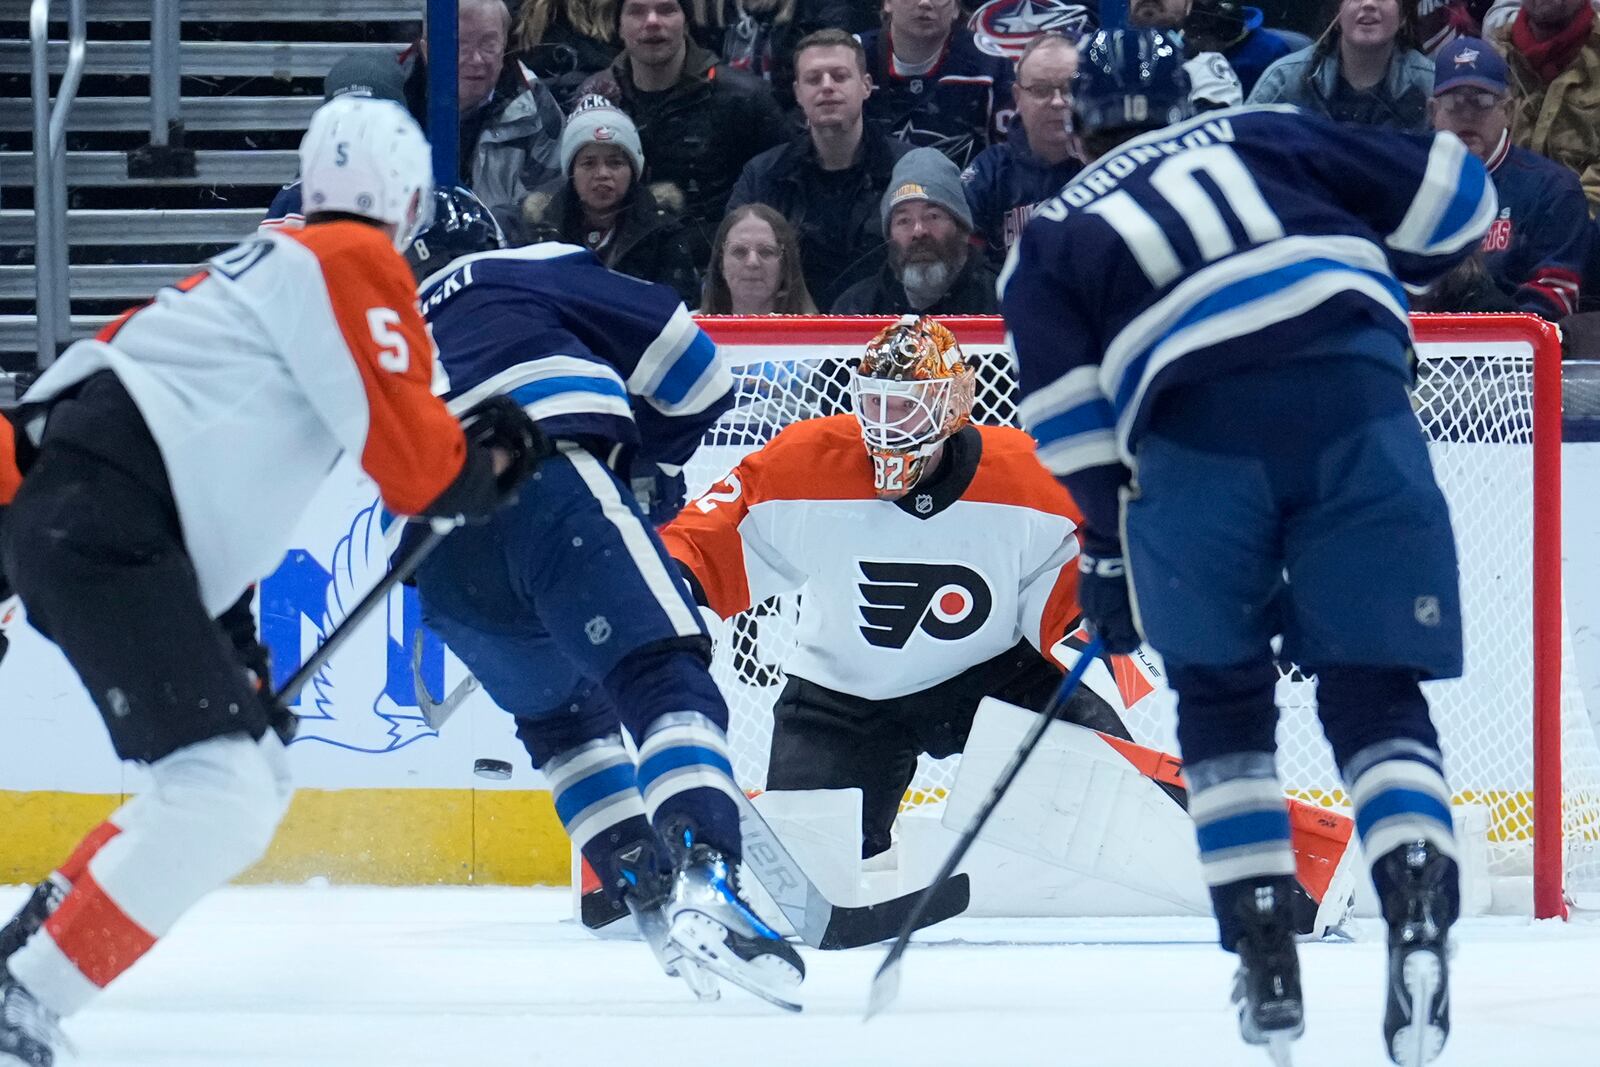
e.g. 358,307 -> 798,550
637,712 -> 743,861
1188,753 -> 1298,950
543,735 -> 661,900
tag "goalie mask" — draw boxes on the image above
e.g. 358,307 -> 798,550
851,315 -> 976,499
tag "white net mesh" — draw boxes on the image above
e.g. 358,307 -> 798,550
684,318 -> 1600,906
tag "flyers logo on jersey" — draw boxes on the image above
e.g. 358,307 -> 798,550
857,560 -> 993,649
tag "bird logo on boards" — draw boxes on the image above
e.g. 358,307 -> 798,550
290,502 -> 439,753
856,559 -> 993,649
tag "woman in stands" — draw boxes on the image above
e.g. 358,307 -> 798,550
505,96 -> 701,306
699,204 -> 817,315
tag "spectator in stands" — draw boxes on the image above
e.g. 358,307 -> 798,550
1186,1 -> 1298,94
961,33 -> 1082,272
402,0 -> 567,213
831,147 -> 999,313
512,0 -> 622,110
699,204 -> 819,312
1495,0 -> 1600,211
583,0 -> 790,265
1128,0 -> 1247,106
1428,37 -> 1590,316
503,96 -> 701,304
687,0 -> 855,110
859,0 -> 1015,168
259,53 -> 410,231
1248,0 -> 1435,130
727,31 -> 911,309
1411,0 -> 1494,54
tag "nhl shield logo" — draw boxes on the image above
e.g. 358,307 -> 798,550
915,493 -> 934,515
1414,596 -> 1442,627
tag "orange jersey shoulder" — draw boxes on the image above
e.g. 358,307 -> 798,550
742,414 -> 879,505
0,416 -> 19,507
967,424 -> 1082,524
284,220 -> 467,517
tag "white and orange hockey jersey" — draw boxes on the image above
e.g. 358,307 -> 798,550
20,221 -> 467,614
662,414 -> 1084,701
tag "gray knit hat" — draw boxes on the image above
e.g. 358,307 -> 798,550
560,95 -> 645,178
881,148 -> 974,232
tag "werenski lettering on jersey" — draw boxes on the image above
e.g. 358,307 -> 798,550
1040,118 -> 1237,220
420,261 -> 476,315
856,560 -> 994,649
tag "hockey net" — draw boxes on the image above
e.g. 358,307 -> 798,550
687,314 -> 1600,916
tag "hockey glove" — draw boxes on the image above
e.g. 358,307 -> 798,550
1078,549 -> 1142,655
462,394 -> 552,494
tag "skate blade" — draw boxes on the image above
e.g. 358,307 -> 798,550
670,911 -> 803,1014
630,902 -> 721,1003
1391,950 -> 1446,1066
1265,1032 -> 1295,1067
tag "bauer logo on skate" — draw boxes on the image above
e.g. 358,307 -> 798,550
856,560 -> 993,649
259,502 -> 444,754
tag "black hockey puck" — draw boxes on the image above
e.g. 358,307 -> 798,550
473,758 -> 513,780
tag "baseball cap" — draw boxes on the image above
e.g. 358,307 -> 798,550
1433,38 -> 1509,96
323,51 -> 408,106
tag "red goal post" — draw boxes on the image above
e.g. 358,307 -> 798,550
690,313 -> 1588,919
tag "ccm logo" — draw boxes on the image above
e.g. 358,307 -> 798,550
857,560 -> 993,649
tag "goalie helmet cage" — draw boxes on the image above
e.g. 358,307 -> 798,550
689,313 -> 1595,920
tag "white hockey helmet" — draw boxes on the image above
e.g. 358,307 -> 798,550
298,95 -> 435,251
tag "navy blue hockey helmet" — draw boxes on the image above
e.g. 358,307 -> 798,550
405,185 -> 505,282
1073,28 -> 1194,140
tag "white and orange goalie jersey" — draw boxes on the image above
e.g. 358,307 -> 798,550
19,221 -> 469,614
662,413 -> 1084,700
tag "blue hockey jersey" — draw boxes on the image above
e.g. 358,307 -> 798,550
1002,105 -> 1495,485
417,244 -> 733,467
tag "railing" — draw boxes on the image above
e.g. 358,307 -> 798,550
29,0 -> 86,366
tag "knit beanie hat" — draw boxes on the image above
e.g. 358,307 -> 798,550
881,147 -> 974,232
560,95 -> 646,178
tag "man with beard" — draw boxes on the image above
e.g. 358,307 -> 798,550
830,147 -> 999,314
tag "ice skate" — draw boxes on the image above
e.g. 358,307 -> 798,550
0,967 -> 62,1067
1378,841 -> 1456,1066
665,844 -> 805,1012
613,848 -> 720,1003
0,877 -> 66,961
1229,883 -> 1305,1067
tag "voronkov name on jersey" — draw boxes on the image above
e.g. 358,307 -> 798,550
1040,117 -> 1239,217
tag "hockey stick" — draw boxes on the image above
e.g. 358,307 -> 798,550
735,791 -> 970,951
865,634 -> 1104,1019
574,796 -> 971,950
277,526 -> 449,705
410,629 -> 480,730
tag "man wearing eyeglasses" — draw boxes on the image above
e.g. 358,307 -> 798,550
1428,36 -> 1591,318
399,0 -> 566,216
960,34 -> 1083,272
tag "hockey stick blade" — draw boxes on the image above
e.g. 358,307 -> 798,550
737,792 -> 971,951
865,635 -> 1104,1020
411,630 -> 480,731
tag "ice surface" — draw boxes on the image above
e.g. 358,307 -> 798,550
11,885 -> 1597,1067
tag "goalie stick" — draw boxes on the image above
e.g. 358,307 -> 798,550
411,648 -> 971,949
866,634 -> 1103,1019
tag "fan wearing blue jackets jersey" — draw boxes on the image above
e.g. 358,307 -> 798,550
403,188 -> 805,1011
1001,29 -> 1496,1066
